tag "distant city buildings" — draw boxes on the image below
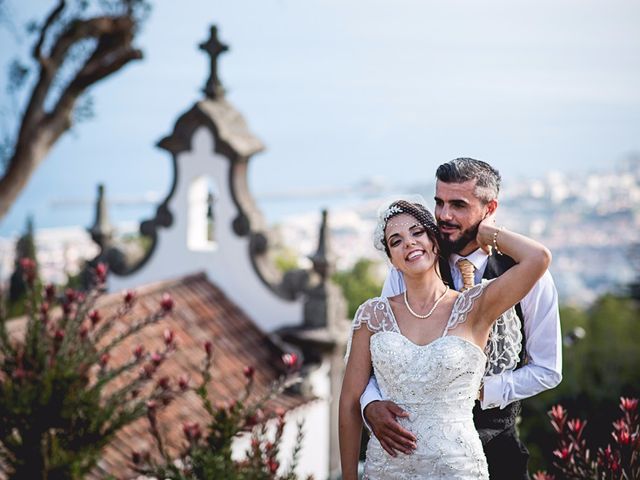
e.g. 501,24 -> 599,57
1,158 -> 638,307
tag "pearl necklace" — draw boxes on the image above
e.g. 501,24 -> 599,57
403,286 -> 449,319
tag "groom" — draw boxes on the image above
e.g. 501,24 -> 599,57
361,158 -> 562,479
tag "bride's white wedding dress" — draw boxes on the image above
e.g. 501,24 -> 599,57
348,282 -> 493,479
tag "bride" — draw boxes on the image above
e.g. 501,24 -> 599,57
338,199 -> 551,479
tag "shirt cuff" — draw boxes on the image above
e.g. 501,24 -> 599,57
360,387 -> 382,432
480,374 -> 505,410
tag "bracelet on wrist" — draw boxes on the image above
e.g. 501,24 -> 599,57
492,227 -> 505,255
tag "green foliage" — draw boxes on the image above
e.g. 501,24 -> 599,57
0,262 -> 178,480
521,294 -> 640,473
273,248 -> 300,273
133,351 -> 312,480
333,259 -> 383,318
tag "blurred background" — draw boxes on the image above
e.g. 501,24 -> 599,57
1,0 -> 639,474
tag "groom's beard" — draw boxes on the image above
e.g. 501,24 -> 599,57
439,220 -> 480,255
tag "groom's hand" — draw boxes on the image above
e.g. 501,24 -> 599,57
363,400 -> 417,456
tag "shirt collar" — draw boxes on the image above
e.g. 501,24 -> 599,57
449,248 -> 490,273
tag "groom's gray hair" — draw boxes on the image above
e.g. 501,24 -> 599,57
435,157 -> 501,203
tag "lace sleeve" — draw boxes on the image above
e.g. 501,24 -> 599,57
484,306 -> 522,376
443,281 -> 489,333
444,279 -> 522,376
344,298 -> 397,363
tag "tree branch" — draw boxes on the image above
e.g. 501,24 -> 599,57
32,0 -> 67,64
0,11 -> 144,220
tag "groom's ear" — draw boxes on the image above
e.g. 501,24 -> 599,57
485,199 -> 498,215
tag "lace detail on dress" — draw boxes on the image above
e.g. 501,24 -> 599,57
443,280 -> 491,335
345,297 -> 399,363
484,306 -> 522,376
442,278 -> 522,376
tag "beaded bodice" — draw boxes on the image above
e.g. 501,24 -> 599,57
350,283 -> 493,479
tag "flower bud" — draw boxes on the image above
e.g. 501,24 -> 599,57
178,374 -> 189,391
157,376 -> 170,390
151,352 -> 163,366
65,288 -> 76,303
44,283 -> 56,301
282,352 -> 298,369
204,341 -> 213,357
89,309 -> 101,326
99,353 -> 110,367
123,290 -> 136,306
243,365 -> 255,379
163,328 -> 174,346
160,293 -> 174,312
620,397 -> 639,413
133,344 -> 145,360
95,263 -> 108,283
79,324 -> 89,339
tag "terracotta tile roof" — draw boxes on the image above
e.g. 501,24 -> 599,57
3,272 -> 312,479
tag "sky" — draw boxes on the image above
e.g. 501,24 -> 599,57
0,0 -> 639,236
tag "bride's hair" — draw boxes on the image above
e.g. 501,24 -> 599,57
377,200 -> 441,259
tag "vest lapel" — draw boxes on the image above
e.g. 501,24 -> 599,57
439,256 -> 454,288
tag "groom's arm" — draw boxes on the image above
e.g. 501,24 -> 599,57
481,270 -> 562,409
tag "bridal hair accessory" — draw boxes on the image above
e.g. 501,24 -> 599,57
404,286 -> 449,319
373,195 -> 439,251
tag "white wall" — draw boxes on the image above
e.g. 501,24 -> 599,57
111,127 -> 303,332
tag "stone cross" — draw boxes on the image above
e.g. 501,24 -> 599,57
199,25 -> 229,99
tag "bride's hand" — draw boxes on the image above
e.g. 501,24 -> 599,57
476,212 -> 497,254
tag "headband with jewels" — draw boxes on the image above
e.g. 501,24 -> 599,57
373,195 -> 439,251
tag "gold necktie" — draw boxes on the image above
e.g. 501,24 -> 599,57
457,258 -> 476,292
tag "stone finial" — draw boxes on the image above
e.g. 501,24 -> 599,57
199,25 -> 229,99
88,184 -> 113,248
309,209 -> 331,280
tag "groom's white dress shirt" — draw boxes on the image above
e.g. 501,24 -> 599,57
360,249 -> 562,413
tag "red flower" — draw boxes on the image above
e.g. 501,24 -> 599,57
614,429 -> 632,445
567,418 -> 586,436
123,290 -> 136,306
553,447 -> 572,461
532,472 -> 555,480
160,293 -> 174,312
64,288 -> 76,303
44,283 -> 55,301
146,400 -> 157,417
549,404 -> 567,433
282,352 -> 298,369
99,353 -> 110,367
151,352 -> 163,366
620,397 -> 638,413
266,458 -> 279,474
178,374 -> 189,391
133,344 -> 145,360
182,421 -> 202,441
95,263 -> 108,283
243,365 -> 255,379
88,309 -> 101,326
79,324 -> 89,339
157,376 -> 170,390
